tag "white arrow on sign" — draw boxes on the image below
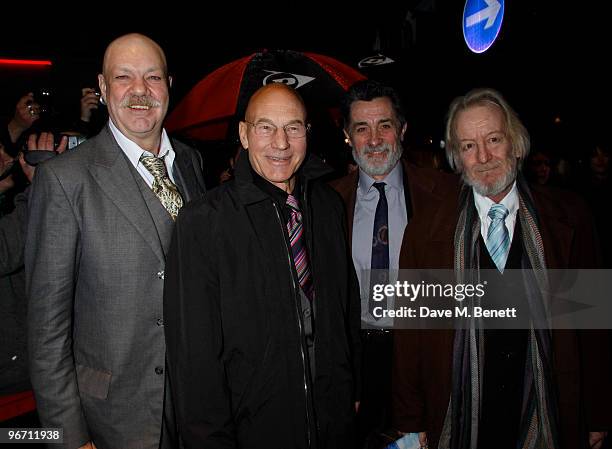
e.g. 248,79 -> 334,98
465,0 -> 501,30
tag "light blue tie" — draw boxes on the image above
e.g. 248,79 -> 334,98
486,204 -> 510,273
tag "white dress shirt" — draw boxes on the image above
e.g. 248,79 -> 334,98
108,120 -> 177,187
473,181 -> 519,247
352,162 -> 408,326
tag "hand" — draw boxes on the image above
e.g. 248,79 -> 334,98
78,441 -> 97,449
418,432 -> 428,448
19,132 -> 68,183
218,168 -> 233,183
589,431 -> 607,449
8,93 -> 40,142
28,131 -> 68,153
80,88 -> 100,122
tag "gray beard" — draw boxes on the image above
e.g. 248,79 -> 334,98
353,143 -> 403,178
463,160 -> 517,197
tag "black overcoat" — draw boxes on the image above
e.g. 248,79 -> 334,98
164,153 -> 361,449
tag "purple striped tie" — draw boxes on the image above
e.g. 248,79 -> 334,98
286,194 -> 315,300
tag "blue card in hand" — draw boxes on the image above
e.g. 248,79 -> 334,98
385,432 -> 421,449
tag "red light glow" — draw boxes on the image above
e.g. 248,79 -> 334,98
0,59 -> 52,67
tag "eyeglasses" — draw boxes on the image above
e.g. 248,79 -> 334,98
244,121 -> 310,139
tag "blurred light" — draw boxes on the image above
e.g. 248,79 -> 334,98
0,59 -> 52,67
554,116 -> 562,124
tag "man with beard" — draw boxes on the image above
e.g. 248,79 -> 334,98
392,87 -> 610,449
331,80 -> 457,448
26,34 -> 206,449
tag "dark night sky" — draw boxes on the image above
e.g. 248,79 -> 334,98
1,3 -> 609,160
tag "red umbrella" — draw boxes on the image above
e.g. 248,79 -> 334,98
165,50 -> 366,141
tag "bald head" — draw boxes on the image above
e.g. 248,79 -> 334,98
98,33 -> 171,153
103,33 -> 168,78
239,83 -> 308,193
244,83 -> 306,122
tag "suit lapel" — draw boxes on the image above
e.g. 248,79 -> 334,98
171,141 -> 203,204
331,172 -> 358,252
126,162 -> 174,258
87,127 -> 166,264
405,162 -> 457,242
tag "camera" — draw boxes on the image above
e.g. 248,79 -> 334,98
28,87 -> 53,116
66,135 -> 87,150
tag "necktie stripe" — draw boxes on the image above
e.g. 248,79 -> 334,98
486,204 -> 510,272
286,194 -> 314,300
369,182 -> 389,320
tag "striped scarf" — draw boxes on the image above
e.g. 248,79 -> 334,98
439,175 -> 560,449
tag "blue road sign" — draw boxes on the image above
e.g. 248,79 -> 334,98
463,0 -> 504,53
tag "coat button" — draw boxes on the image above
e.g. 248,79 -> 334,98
155,366 -> 164,375
157,271 -> 165,280
156,318 -> 164,326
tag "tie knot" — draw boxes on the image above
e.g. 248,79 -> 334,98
373,182 -> 386,195
286,194 -> 299,210
488,203 -> 509,221
140,154 -> 168,180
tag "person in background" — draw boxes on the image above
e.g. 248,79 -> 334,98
74,87 -> 107,137
578,141 -> 612,267
525,148 -> 553,185
1,93 -> 41,158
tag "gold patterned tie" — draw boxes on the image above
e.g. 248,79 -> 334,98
139,154 -> 184,220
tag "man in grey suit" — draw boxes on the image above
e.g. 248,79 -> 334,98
25,33 -> 206,449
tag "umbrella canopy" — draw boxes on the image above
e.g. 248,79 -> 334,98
165,49 -> 366,141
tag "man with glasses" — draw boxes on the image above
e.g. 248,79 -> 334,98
164,83 -> 360,449
331,80 -> 458,448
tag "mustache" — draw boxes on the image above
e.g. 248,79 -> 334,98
361,143 -> 393,155
120,95 -> 161,108
474,161 -> 502,172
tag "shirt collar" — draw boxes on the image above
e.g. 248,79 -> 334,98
108,119 -> 174,165
357,161 -> 403,196
473,180 -> 519,221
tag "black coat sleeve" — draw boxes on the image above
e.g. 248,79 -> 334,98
163,202 -> 237,448
347,240 -> 362,402
336,194 -> 362,403
0,190 -> 28,277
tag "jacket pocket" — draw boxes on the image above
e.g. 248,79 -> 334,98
75,364 -> 112,400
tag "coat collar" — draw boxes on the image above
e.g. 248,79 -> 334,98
170,139 -> 198,203
233,149 -> 332,205
331,158 -> 445,244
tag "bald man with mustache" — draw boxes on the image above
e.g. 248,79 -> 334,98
26,33 -> 206,449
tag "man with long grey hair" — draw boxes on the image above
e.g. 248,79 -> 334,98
392,87 -> 610,449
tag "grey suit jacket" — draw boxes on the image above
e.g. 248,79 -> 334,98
25,126 -> 206,449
